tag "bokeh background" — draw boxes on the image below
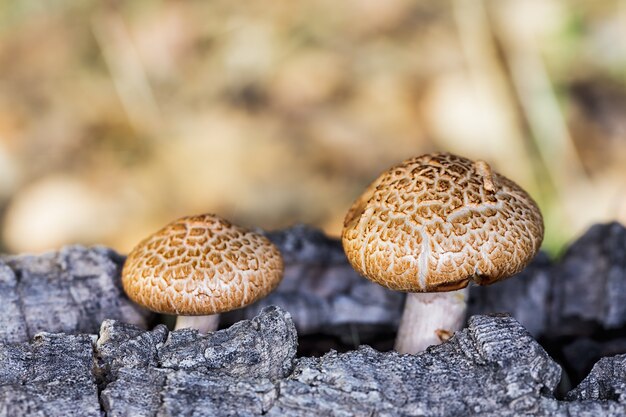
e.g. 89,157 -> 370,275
0,0 -> 625,256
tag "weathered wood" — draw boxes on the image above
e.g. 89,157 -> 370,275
550,222 -> 626,335
1,223 -> 626,415
2,307 -> 626,416
0,245 -> 151,343
0,333 -> 99,417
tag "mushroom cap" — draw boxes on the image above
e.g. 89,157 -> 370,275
342,153 -> 543,292
122,214 -> 284,315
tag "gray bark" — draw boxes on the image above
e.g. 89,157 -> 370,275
2,222 -> 626,415
2,307 -> 626,416
0,332 -> 100,417
0,245 -> 150,343
549,221 -> 626,335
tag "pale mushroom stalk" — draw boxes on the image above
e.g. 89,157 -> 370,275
174,315 -> 220,333
395,288 -> 469,354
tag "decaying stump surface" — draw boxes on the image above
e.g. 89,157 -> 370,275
1,307 -> 626,416
1,222 -> 626,415
0,246 -> 150,343
550,222 -> 626,333
0,332 -> 99,417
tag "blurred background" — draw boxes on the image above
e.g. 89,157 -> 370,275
0,0 -> 625,256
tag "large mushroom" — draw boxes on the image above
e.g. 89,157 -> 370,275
122,213 -> 284,333
342,153 -> 543,354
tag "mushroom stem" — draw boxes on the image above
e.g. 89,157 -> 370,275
394,287 -> 469,354
174,314 -> 220,333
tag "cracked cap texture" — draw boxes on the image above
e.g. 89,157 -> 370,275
122,214 -> 284,315
342,153 -> 544,292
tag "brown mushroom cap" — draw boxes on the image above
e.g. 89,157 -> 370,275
122,214 -> 284,315
342,153 -> 543,292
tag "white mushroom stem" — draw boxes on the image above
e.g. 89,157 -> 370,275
394,287 -> 469,354
174,314 -> 220,333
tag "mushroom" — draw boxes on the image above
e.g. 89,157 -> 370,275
342,153 -> 543,354
121,213 -> 284,333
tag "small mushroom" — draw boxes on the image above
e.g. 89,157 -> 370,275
122,214 -> 284,333
342,153 -> 543,354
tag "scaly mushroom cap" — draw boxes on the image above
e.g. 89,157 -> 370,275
342,153 -> 543,292
122,214 -> 284,315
